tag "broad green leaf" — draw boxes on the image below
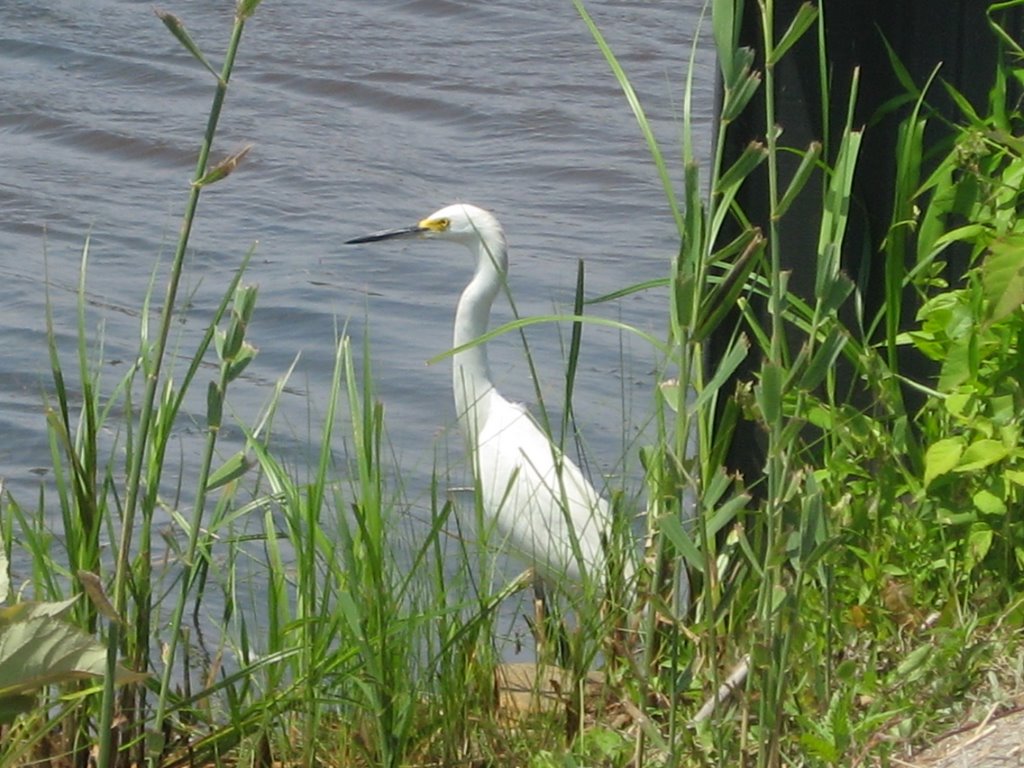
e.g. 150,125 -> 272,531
990,394 -> 1016,425
982,235 -> 1024,322
937,337 -> 972,392
943,391 -> 972,417
0,614 -> 145,702
955,439 -> 1010,472
924,437 -> 964,487
0,596 -> 77,622
972,489 -> 1006,516
966,526 -> 994,570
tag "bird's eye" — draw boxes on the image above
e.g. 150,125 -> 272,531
436,218 -> 450,230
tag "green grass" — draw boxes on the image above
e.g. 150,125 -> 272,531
1,0 -> 1023,766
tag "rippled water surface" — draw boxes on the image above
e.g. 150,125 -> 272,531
1,1 -> 714,602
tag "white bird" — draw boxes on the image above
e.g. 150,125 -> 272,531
346,203 -> 626,591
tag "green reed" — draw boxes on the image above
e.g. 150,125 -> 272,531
573,0 -> 1024,765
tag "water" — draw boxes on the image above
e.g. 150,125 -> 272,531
0,0 -> 715,620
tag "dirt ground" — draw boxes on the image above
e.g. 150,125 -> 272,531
899,707 -> 1024,768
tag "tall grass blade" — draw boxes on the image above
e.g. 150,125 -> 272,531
572,0 -> 682,232
155,10 -> 220,79
767,2 -> 818,65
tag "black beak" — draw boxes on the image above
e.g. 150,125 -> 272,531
345,225 -> 427,245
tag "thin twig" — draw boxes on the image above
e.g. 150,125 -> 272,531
691,654 -> 750,724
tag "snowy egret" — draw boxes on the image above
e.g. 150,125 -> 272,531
345,203 -> 624,590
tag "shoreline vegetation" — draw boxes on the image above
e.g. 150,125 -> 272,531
2,1 -> 1023,766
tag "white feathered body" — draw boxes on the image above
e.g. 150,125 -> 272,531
431,203 -> 619,588
347,203 -> 626,589
472,388 -> 612,584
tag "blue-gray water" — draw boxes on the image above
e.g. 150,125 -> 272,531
1,0 -> 714,645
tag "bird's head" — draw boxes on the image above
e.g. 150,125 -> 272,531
346,203 -> 506,254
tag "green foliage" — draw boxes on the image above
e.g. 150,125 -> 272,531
0,599 -> 143,725
587,0 -> 1024,765
0,531 -> 142,728
905,112 -> 1024,588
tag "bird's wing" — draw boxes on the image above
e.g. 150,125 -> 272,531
473,392 -> 611,585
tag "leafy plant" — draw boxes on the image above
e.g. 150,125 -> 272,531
0,528 -> 142,729
907,116 -> 1024,591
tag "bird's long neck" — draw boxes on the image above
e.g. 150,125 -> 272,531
453,235 -> 507,440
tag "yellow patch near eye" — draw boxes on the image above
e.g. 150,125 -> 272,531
419,217 -> 450,232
